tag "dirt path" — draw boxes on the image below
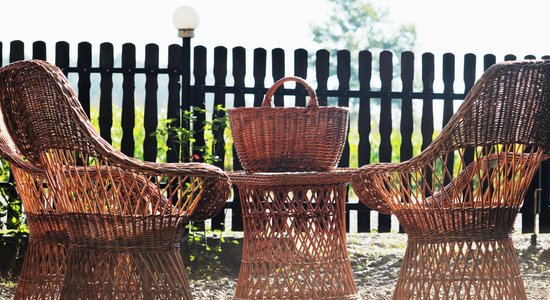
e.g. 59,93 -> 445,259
1,233 -> 549,299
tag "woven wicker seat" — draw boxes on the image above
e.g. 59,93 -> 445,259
352,60 -> 550,299
0,113 -> 67,300
0,60 -> 231,299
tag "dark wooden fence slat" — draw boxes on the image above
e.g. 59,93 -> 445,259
9,40 -> 24,63
442,53 -> 455,127
463,54 -> 476,94
166,44 -> 182,163
420,53 -> 434,151
232,47 -> 246,172
400,52 -> 414,162
399,51 -> 415,234
315,50 -> 329,106
55,42 -> 70,76
187,46 -> 208,232
213,46 -> 227,167
0,41 -> 3,66
336,50 -> 351,232
32,41 -> 46,60
337,50 -> 351,169
253,48 -> 267,107
483,54 -> 496,71
463,54 -> 476,166
521,46 -> 538,233
523,165 -> 539,234
420,53 -> 435,198
120,43 -> 136,157
378,50 -> 393,233
99,43 -> 114,145
356,50 -> 372,232
504,54 -> 517,61
77,42 -> 92,118
358,51 -> 372,168
192,46 -> 207,164
540,162 -> 550,233
272,48 -> 285,107
442,53 -> 455,186
294,49 -> 308,107
143,44 -> 159,162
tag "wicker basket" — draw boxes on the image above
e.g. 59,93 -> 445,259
228,76 -> 349,173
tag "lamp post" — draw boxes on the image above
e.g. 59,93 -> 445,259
173,5 -> 199,161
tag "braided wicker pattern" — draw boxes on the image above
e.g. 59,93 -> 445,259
0,60 -> 232,299
230,169 -> 358,299
228,76 -> 349,173
62,246 -> 190,300
352,59 -> 550,299
0,113 -> 67,299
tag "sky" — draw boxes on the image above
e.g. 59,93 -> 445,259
1,0 -> 549,64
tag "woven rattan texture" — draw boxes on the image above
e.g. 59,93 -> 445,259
228,76 -> 349,173
0,60 -> 232,299
62,246 -> 191,299
0,111 -> 67,299
230,171 -> 358,299
352,59 -> 550,299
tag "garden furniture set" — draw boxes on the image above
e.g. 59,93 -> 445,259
0,58 -> 549,299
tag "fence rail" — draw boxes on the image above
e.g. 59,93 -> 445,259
1,40 -> 550,233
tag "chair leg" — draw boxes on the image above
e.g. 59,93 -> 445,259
61,246 -> 192,300
15,239 -> 67,300
394,237 -> 527,300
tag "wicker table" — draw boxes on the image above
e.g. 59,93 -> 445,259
229,169 -> 358,299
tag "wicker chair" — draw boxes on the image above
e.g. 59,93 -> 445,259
352,60 -> 550,299
0,113 -> 67,299
0,59 -> 231,299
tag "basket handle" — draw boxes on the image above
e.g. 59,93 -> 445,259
261,76 -> 318,108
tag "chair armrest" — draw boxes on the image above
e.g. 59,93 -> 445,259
352,163 -> 399,215
57,157 -> 231,222
109,158 -> 231,222
353,152 -> 534,214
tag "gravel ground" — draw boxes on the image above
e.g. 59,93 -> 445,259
1,233 -> 549,299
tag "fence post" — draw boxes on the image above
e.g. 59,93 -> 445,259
166,44 -> 182,163
252,48 -> 267,107
462,54 -> 476,166
378,50 -> 393,233
294,49 -> 308,107
9,40 -> 24,63
272,48 -> 285,107
55,42 -> 70,76
120,43 -> 136,157
143,43 -> 159,162
77,42 -> 92,118
32,41 -> 46,60
315,50 -> 329,106
357,50 -> 372,232
442,53 -> 455,185
99,43 -> 114,145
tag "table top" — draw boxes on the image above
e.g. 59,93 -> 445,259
228,168 -> 357,187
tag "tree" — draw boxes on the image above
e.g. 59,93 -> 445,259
311,0 -> 417,85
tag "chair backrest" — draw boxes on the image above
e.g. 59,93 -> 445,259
354,60 -> 550,219
0,60 -> 229,226
424,59 -> 550,158
0,108 -> 66,240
